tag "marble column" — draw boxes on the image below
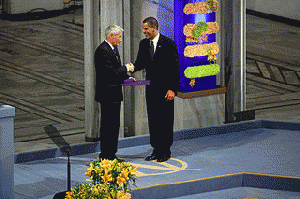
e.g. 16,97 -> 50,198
97,0 -> 131,139
221,0 -> 247,122
85,0 -> 132,140
84,0 -> 100,141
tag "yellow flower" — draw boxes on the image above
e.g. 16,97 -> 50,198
120,170 -> 129,180
67,159 -> 136,199
116,176 -> 127,187
117,190 -> 132,199
101,174 -> 113,183
65,190 -> 73,199
79,188 -> 85,193
190,78 -> 195,87
110,159 -> 118,167
103,192 -> 113,199
85,167 -> 93,177
86,179 -> 93,183
93,167 -> 101,174
101,163 -> 111,172
91,186 -> 100,196
100,159 -> 110,166
124,162 -> 131,167
124,192 -> 132,199
128,167 -> 137,175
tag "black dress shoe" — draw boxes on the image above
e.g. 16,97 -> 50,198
156,155 -> 170,162
145,153 -> 157,161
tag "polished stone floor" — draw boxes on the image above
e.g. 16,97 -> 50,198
0,8 -> 300,155
12,120 -> 300,198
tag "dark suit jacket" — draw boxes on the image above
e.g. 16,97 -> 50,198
94,41 -> 131,103
133,34 -> 180,98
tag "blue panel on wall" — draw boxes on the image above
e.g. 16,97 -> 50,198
174,0 -> 218,93
157,0 -> 175,40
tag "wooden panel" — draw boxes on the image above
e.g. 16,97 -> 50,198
177,86 -> 227,99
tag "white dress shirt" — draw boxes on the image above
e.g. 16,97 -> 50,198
151,32 -> 160,53
105,40 -> 114,51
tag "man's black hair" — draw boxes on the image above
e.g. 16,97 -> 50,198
143,17 -> 159,29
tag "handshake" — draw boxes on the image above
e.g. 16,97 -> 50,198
126,62 -> 135,72
126,62 -> 136,81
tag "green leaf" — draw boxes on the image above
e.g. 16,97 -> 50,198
192,22 -> 209,39
184,64 -> 220,78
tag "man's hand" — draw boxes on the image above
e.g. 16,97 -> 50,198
165,90 -> 175,101
129,77 -> 136,81
127,62 -> 134,72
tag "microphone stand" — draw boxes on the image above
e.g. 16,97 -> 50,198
44,125 -> 72,199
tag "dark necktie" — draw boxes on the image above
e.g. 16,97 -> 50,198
113,47 -> 120,61
150,40 -> 154,60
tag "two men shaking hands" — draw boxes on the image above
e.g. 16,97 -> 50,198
125,63 -> 135,81
95,17 -> 180,162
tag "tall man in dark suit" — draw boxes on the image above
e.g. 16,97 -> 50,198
94,25 -> 135,161
131,17 -> 180,162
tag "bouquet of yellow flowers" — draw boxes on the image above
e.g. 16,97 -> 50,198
65,158 -> 137,199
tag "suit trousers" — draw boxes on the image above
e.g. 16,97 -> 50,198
99,101 -> 121,158
146,88 -> 174,156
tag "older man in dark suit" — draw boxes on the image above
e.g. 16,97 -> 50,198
130,17 -> 180,162
94,25 -> 135,161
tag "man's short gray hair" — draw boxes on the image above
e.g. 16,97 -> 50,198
105,25 -> 124,39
